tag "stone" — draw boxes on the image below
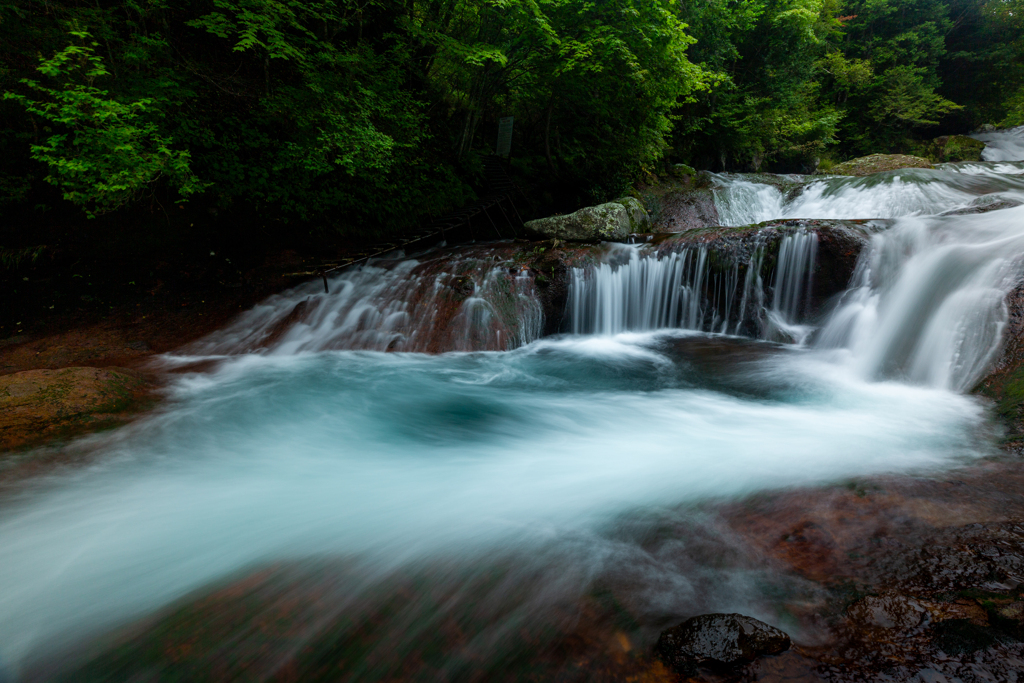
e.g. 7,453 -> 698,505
610,196 -> 651,233
0,367 -> 149,450
920,135 -> 986,163
829,154 -> 933,176
524,201 -> 633,242
655,613 -> 791,671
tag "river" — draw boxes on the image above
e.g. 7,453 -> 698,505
3,130 -> 1024,680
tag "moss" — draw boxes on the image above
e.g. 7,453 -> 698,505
830,154 -> 933,177
912,135 -> 986,163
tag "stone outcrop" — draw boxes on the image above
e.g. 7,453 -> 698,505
610,196 -> 651,233
641,171 -> 720,232
0,367 -> 150,451
829,154 -> 933,176
524,201 -> 646,242
655,613 -> 791,672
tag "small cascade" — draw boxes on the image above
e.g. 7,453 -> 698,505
186,250 -> 543,355
817,204 -> 1024,391
568,230 -> 818,341
972,125 -> 1024,162
765,230 -> 818,343
710,162 -> 1024,227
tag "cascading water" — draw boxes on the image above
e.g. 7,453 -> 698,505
3,133 -> 1024,680
973,124 -> 1024,162
711,160 -> 1024,226
817,205 -> 1024,391
186,248 -> 543,355
567,229 -> 818,342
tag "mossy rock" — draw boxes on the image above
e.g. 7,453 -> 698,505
610,196 -> 652,233
914,135 -> 987,163
0,366 -> 150,450
524,201 -> 634,242
829,154 -> 933,177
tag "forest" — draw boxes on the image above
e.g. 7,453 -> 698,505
1,0 -> 1022,261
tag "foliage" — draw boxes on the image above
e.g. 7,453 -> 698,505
0,0 -> 1019,242
4,32 -> 204,216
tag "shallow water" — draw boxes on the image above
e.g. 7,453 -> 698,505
3,135 -> 1024,679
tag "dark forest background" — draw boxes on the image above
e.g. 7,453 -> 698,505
1,0 -> 1022,312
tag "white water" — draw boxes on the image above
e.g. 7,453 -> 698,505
712,159 -> 1024,227
567,229 -> 817,342
2,137 -> 1024,678
973,125 -> 1024,162
187,249 -> 543,356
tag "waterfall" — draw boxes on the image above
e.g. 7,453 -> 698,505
186,251 -> 543,356
568,230 -> 817,341
765,230 -> 818,344
817,205 -> 1024,391
710,161 -> 1024,228
972,125 -> 1024,163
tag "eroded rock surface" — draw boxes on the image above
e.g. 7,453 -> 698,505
0,367 -> 149,450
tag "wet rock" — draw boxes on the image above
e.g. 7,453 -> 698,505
524,202 -> 635,242
941,199 -> 1022,216
830,154 -> 933,176
848,594 -> 924,631
0,367 -> 149,450
655,613 -> 791,671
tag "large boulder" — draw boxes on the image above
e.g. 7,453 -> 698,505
0,366 -> 149,450
524,202 -> 636,242
829,154 -> 933,176
611,196 -> 651,233
655,613 -> 791,671
641,171 -> 720,232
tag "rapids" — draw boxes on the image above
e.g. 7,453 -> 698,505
2,128 -> 1024,679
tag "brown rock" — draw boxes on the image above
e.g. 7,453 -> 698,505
0,367 -> 149,450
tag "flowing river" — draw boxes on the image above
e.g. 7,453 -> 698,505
3,133 -> 1024,680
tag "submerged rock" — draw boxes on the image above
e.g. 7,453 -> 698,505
0,367 -> 149,450
655,613 -> 791,671
524,201 -> 639,242
829,154 -> 933,176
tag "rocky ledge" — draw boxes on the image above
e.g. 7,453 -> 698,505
0,367 -> 150,451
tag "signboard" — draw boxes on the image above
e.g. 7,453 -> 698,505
496,116 -> 514,157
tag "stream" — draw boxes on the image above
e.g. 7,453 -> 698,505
3,130 -> 1024,680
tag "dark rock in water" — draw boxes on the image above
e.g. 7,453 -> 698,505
655,613 -> 791,671
976,275 -> 1024,449
941,199 -> 1022,216
638,218 -> 871,336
